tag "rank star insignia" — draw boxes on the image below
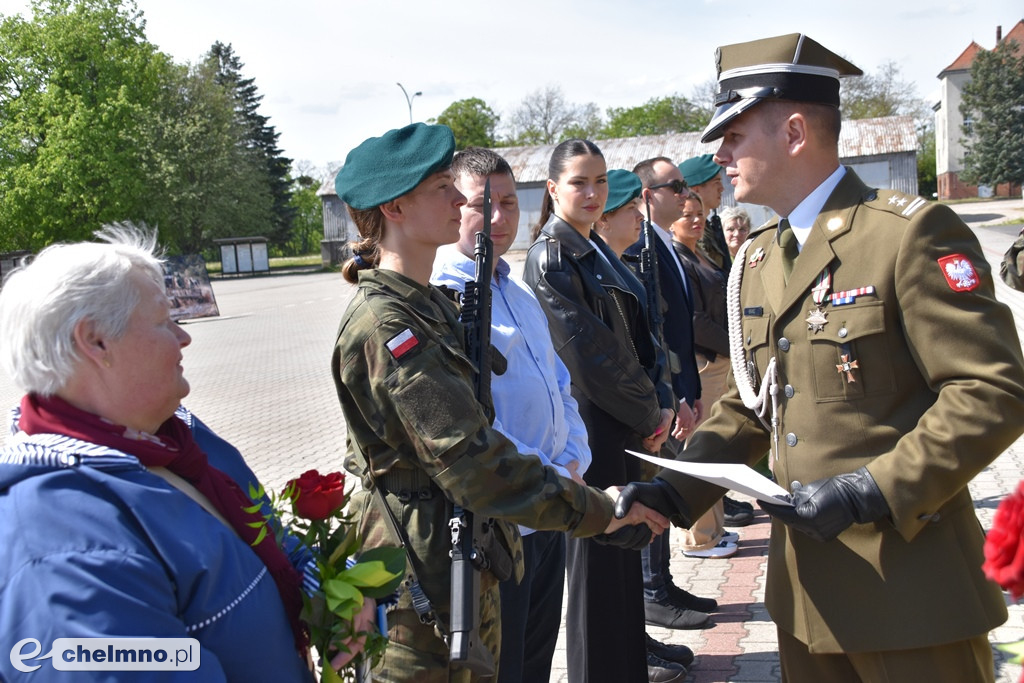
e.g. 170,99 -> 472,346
836,353 -> 859,383
806,308 -> 828,332
748,247 -> 765,267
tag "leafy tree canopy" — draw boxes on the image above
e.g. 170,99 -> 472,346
603,94 -> 706,138
431,97 -> 499,149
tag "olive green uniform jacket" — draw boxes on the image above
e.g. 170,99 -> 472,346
332,269 -> 614,673
661,169 -> 1024,654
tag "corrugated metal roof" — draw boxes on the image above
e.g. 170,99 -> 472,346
320,115 -> 918,195
501,116 -> 918,184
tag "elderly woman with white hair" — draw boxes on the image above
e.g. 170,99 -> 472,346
0,226 -> 362,681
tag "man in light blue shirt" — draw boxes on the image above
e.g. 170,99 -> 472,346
431,147 -> 591,683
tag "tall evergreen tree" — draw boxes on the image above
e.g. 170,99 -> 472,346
960,36 -> 1024,188
207,42 -> 294,248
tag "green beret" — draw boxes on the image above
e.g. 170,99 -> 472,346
604,169 -> 642,214
702,33 -> 862,143
678,155 -> 722,187
335,123 -> 456,210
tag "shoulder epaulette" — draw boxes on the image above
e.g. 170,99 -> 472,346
868,189 -> 929,219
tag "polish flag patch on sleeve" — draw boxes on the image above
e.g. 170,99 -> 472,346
937,254 -> 980,292
386,328 -> 420,360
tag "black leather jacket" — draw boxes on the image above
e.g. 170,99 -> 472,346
673,240 -> 730,360
522,216 -> 675,437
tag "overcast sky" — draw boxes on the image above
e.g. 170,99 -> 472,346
1,0 -> 1021,175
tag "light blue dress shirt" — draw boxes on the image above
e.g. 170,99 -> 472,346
431,245 -> 592,535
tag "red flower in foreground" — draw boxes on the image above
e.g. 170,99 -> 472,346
984,480 -> 1024,598
288,469 -> 346,521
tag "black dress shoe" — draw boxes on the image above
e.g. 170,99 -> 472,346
666,584 -> 718,613
647,635 -> 695,667
723,496 -> 755,527
644,596 -> 709,629
647,651 -> 687,682
724,495 -> 754,511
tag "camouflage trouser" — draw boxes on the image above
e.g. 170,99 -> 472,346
371,571 -> 501,683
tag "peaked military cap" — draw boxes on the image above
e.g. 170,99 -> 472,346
701,33 -> 862,143
335,122 -> 456,210
604,169 -> 643,214
678,154 -> 722,187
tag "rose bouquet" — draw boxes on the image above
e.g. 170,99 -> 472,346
249,469 -> 404,682
983,480 -> 1024,680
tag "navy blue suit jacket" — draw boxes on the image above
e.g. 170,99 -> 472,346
626,234 -> 702,405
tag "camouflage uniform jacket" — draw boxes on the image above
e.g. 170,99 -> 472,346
332,268 -> 613,627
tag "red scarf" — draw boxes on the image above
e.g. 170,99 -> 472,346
19,394 -> 308,651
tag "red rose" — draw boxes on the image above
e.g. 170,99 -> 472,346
983,480 -> 1024,598
287,469 -> 346,520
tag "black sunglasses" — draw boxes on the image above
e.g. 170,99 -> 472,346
649,179 -> 688,194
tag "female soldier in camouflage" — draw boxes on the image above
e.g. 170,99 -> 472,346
330,122 -> 667,683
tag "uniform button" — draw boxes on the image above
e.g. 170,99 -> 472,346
778,337 -> 791,352
784,384 -> 795,398
785,433 -> 797,447
838,327 -> 848,338
596,274 -> 603,280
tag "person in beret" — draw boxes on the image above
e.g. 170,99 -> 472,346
678,154 -> 731,271
616,33 -> 1024,682
522,140 -> 678,683
330,123 -> 668,682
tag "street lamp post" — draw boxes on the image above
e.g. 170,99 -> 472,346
396,82 -> 422,124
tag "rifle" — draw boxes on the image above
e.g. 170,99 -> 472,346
448,178 -> 497,675
639,194 -> 665,347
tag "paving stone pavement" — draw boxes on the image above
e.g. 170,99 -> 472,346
1,199 -> 1022,682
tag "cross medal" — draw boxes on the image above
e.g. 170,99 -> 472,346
836,354 -> 859,383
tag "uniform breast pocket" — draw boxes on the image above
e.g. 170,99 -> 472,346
742,315 -> 771,387
808,301 -> 896,402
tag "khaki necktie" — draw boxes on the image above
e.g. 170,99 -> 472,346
777,218 -> 798,282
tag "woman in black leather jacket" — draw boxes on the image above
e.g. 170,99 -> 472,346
522,139 -> 675,683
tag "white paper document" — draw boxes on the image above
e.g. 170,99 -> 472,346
626,450 -> 793,506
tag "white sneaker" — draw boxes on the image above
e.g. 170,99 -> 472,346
682,540 -> 738,559
721,531 -> 740,544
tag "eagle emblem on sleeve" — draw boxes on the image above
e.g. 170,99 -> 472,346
937,254 -> 979,292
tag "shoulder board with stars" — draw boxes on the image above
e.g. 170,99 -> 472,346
871,189 -> 928,219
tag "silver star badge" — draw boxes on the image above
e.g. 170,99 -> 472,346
806,307 -> 828,333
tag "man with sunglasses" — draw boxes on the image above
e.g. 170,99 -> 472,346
626,158 -> 713,643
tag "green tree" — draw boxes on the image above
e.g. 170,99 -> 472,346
959,37 -> 1024,187
208,42 -> 293,248
602,94 -> 706,137
140,59 -> 274,255
431,97 -> 499,149
283,173 -> 324,256
0,0 -> 172,251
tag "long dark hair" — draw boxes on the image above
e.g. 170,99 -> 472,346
530,139 -> 605,242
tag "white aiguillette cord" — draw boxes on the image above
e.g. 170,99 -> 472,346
727,237 -> 780,460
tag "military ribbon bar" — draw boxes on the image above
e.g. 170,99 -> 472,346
829,286 -> 875,306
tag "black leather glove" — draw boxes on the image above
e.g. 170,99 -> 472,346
613,477 -> 691,528
592,524 -> 652,550
759,466 -> 890,542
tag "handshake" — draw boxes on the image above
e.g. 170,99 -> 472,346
596,466 -> 890,549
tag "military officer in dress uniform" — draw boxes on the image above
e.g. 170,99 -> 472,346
616,33 -> 1024,682
331,123 -> 667,682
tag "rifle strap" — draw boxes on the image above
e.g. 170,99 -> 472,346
357,457 -> 443,629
